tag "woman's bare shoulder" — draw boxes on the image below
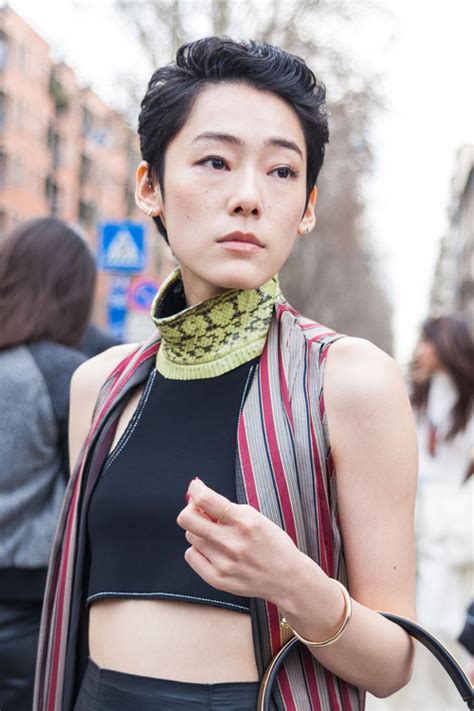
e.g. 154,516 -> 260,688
323,335 -> 416,482
68,343 -> 139,471
323,336 -> 403,408
71,343 -> 139,406
325,335 -> 392,367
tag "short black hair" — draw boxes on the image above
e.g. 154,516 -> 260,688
138,36 -> 329,242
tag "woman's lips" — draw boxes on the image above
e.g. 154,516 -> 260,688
217,231 -> 264,253
218,240 -> 263,253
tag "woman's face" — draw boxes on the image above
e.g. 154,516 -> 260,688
413,336 -> 445,378
137,83 -> 316,305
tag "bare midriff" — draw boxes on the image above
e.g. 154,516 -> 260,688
88,598 -> 259,683
88,383 -> 259,684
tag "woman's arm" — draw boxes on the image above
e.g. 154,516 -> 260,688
179,337 -> 417,697
276,336 -> 418,697
68,343 -> 138,472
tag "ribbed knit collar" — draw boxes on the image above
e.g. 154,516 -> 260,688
150,268 -> 280,380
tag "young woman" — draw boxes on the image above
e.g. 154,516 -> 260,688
0,218 -> 95,711
377,315 -> 473,709
35,38 -> 418,711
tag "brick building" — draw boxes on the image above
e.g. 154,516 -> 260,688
430,145 -> 474,331
0,4 -> 173,332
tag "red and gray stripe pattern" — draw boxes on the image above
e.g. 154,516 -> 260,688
34,301 -> 364,710
33,337 -> 161,711
236,304 -> 363,709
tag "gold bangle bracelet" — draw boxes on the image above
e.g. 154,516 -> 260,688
280,580 -> 352,648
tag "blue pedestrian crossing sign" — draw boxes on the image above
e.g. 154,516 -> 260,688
98,222 -> 146,273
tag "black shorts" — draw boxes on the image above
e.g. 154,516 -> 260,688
74,658 -> 260,710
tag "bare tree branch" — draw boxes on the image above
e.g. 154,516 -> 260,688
212,0 -> 229,35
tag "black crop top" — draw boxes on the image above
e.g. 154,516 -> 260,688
86,357 -> 258,614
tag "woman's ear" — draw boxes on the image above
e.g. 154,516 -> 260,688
135,161 -> 165,221
297,186 -> 317,236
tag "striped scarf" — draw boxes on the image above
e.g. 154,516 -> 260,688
33,299 -> 365,711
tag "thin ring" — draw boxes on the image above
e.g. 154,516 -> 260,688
216,501 -> 232,524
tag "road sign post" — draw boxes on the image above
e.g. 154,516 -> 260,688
125,278 -> 160,342
97,221 -> 147,338
107,276 -> 130,340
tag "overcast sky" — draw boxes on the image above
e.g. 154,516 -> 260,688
9,0 -> 474,364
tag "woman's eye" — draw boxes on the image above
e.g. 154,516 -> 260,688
271,166 -> 297,179
199,157 -> 228,171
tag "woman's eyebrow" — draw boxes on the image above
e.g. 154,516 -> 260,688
192,132 -> 243,146
267,138 -> 303,159
192,132 -> 303,159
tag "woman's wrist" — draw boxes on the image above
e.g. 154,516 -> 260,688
274,552 -> 347,643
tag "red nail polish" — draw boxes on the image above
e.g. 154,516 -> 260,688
185,492 -> 190,504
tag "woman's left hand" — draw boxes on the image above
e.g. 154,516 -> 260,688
176,478 -> 313,604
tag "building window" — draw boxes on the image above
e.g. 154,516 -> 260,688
53,134 -> 61,168
80,153 -> 92,185
0,30 -> 9,71
45,174 -> 59,215
79,200 -> 96,226
47,120 -> 61,167
82,107 -> 93,137
0,209 -> 7,240
90,124 -> 110,148
47,120 -> 55,149
49,70 -> 69,113
0,149 -> 6,188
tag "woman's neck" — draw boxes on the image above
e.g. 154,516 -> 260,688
179,268 -> 228,308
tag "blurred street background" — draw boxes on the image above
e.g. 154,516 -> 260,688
1,0 -> 472,364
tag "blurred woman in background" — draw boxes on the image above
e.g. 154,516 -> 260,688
411,315 -> 473,486
0,217 -> 96,711
385,315 -> 474,709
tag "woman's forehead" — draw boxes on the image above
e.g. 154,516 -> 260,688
175,82 -> 306,153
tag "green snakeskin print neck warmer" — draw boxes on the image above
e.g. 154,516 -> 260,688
150,268 -> 281,380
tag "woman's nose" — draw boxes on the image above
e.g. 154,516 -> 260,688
227,172 -> 263,218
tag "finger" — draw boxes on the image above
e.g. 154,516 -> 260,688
176,495 -> 215,528
185,533 -> 237,585
177,504 -> 223,543
187,478 -> 236,523
181,497 -> 212,522
184,546 -> 224,590
185,530 -> 222,562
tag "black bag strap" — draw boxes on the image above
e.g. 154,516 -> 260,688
258,612 -> 474,710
